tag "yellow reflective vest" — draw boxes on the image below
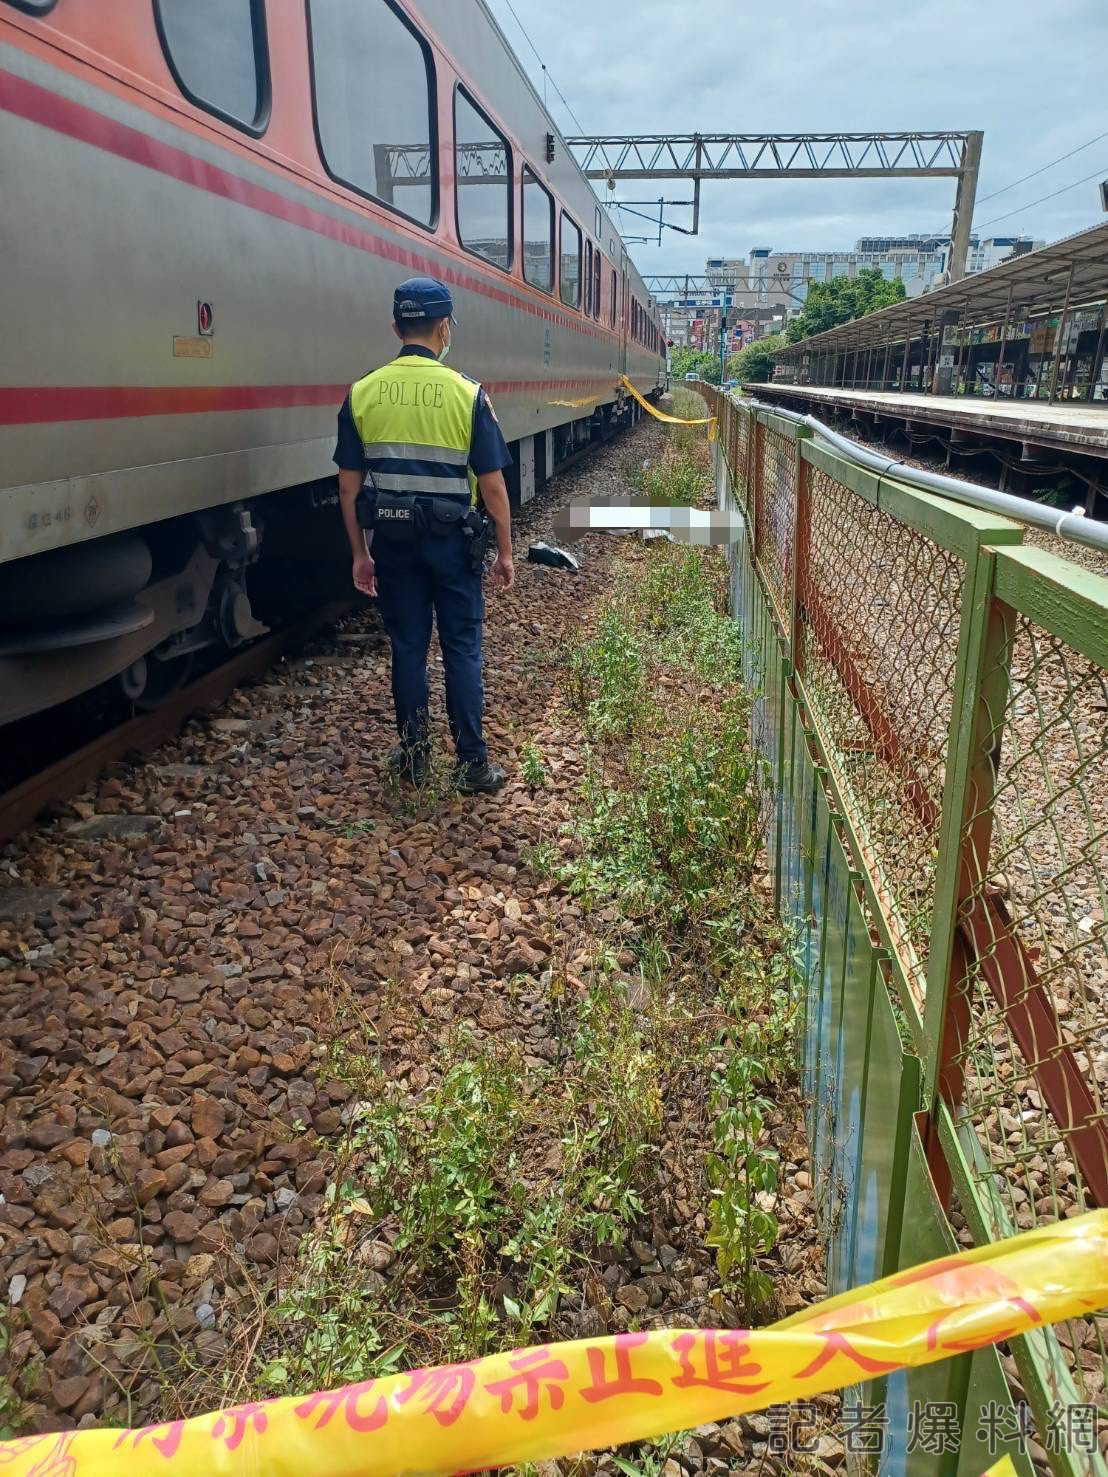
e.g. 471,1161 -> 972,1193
349,354 -> 480,504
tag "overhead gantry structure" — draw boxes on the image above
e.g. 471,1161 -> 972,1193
564,131 -> 984,282
642,273 -> 816,307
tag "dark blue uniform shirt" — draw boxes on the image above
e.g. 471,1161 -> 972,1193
333,345 -> 512,477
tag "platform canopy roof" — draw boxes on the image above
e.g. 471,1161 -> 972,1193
778,220 -> 1108,356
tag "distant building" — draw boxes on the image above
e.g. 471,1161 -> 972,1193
950,235 -> 1044,274
705,234 -> 1044,319
661,304 -> 698,346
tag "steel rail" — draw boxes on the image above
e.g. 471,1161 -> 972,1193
0,603 -> 350,845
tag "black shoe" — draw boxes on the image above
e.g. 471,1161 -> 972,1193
454,759 -> 506,794
388,744 -> 430,784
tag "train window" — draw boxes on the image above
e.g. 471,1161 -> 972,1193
156,0 -> 269,133
584,241 -> 593,315
3,0 -> 56,12
592,250 -> 602,320
610,269 -> 616,328
522,167 -> 554,293
559,212 -> 582,309
455,87 -> 511,270
308,0 -> 436,227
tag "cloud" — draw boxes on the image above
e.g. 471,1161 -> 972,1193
488,0 -> 1108,273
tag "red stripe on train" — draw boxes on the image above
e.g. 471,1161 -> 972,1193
0,383 -> 349,425
0,378 -> 620,426
0,67 -> 616,342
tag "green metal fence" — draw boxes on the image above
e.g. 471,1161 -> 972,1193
703,385 -> 1108,1477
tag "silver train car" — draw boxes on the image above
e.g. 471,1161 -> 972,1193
0,0 -> 667,725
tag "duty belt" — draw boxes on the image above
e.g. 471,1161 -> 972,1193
355,485 -> 492,570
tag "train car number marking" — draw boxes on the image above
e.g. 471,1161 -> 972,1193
173,336 -> 214,359
27,506 -> 73,531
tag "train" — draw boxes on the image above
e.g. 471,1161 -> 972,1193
0,0 -> 667,726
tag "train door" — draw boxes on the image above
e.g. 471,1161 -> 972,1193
620,249 -> 630,376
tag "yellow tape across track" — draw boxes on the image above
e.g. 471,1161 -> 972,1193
3,1211 -> 1105,1475
621,375 -> 718,439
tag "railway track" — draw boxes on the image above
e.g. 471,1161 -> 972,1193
0,604 -> 351,847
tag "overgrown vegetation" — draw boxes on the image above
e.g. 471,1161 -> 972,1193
561,535 -> 802,1319
626,388 -> 714,504
203,420 -> 805,1452
247,1004 -> 661,1396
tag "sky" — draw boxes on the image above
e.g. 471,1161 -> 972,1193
487,0 -> 1108,278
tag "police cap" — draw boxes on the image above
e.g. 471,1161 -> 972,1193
392,276 -> 457,325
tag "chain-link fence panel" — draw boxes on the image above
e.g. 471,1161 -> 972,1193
953,602 -> 1108,1413
711,393 -> 1108,1462
733,404 -> 753,511
798,463 -> 966,998
754,423 -> 797,629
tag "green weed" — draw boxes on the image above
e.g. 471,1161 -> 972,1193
706,1050 -> 780,1315
321,816 -> 376,839
519,741 -> 549,788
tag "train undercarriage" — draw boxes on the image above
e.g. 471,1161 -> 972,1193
0,398 -> 648,731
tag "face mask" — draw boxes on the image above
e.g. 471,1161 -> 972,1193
438,326 -> 452,362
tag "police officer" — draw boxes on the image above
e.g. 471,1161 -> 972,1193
335,277 -> 514,794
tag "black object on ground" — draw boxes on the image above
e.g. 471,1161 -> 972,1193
527,542 -> 580,571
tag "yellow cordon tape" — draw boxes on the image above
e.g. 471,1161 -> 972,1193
621,375 -> 719,440
4,1212 -> 1105,1475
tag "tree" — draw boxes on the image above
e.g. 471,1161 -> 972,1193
785,266 -> 906,344
729,333 -> 786,384
669,346 -> 722,384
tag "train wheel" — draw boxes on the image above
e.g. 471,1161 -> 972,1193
131,651 -> 195,710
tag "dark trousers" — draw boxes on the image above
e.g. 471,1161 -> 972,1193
372,531 -> 487,764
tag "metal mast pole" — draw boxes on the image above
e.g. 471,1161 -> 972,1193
948,131 -> 983,283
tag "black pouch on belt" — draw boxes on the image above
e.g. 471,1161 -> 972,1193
355,484 -> 376,529
426,498 -> 469,533
373,491 -> 421,542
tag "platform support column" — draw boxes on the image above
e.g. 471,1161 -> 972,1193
1089,305 -> 1107,405
952,298 -> 969,395
994,286 -> 1013,402
1047,261 -> 1075,404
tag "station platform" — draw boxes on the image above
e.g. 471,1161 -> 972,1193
752,383 -> 1108,457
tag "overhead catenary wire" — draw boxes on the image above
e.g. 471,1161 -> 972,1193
494,0 -> 588,137
974,129 -> 1108,208
973,165 -> 1108,233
